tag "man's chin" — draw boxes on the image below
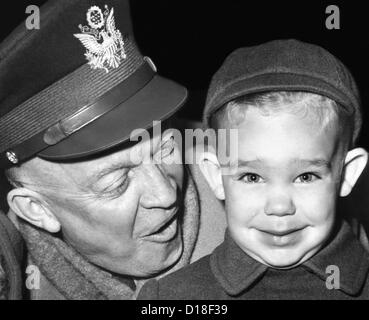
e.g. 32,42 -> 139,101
134,234 -> 184,277
153,235 -> 184,273
86,236 -> 183,278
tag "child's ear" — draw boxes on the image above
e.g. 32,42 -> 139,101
340,147 -> 368,197
7,187 -> 61,233
199,151 -> 225,200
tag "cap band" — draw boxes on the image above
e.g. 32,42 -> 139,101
0,59 -> 155,168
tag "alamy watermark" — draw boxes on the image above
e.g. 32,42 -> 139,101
325,265 -> 340,290
25,264 -> 40,290
25,5 -> 40,30
128,120 -> 239,173
25,5 -> 340,31
325,5 -> 340,30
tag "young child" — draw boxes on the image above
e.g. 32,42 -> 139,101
138,39 -> 369,299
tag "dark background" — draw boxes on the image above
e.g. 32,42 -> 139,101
1,1 -> 369,228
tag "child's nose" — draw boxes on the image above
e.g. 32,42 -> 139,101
264,190 -> 296,216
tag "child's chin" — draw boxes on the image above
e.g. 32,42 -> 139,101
259,249 -> 308,269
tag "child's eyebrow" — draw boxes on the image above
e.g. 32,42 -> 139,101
292,158 -> 332,169
229,158 -> 331,169
230,159 -> 263,168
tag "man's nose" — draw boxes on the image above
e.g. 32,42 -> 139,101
140,164 -> 178,209
264,187 -> 296,216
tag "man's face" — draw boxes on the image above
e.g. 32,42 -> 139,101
33,129 -> 184,277
221,108 -> 344,269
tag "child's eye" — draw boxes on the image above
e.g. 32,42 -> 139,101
295,173 -> 320,183
240,173 -> 263,183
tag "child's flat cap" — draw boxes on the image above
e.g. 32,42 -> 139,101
204,39 -> 361,142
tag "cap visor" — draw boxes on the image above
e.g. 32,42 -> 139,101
38,75 -> 187,160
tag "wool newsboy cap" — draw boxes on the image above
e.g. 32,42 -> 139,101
0,0 -> 187,168
204,39 -> 361,142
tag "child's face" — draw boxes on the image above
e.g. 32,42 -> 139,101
221,108 -> 344,269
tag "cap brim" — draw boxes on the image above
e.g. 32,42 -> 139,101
38,75 -> 187,160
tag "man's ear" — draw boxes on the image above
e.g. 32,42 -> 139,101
340,147 -> 368,197
7,188 -> 61,233
199,151 -> 225,200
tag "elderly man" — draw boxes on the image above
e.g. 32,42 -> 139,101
0,0 -> 225,299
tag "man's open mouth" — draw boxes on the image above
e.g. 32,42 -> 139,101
144,214 -> 179,243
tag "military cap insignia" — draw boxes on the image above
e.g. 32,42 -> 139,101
6,151 -> 18,164
74,5 -> 126,72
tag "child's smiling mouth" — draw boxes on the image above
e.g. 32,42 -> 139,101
257,227 -> 307,247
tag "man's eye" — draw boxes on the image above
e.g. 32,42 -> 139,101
240,173 -> 263,183
101,175 -> 129,198
295,173 -> 319,183
114,176 -> 129,194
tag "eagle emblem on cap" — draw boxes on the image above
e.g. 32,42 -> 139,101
74,5 -> 126,73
